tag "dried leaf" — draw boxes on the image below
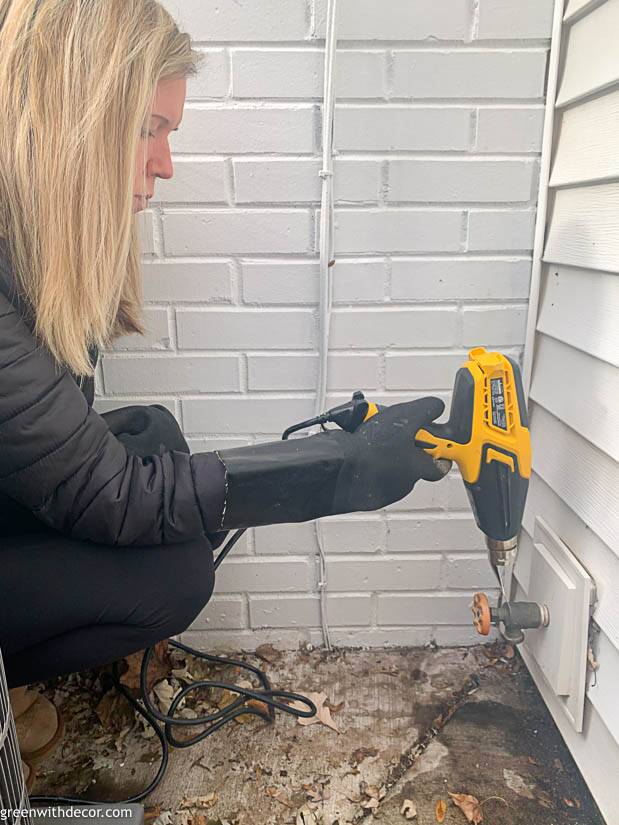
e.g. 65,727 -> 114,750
350,746 -> 378,766
153,812 -> 173,825
121,639 -> 171,691
179,793 -> 218,810
255,643 -> 282,664
95,691 -> 134,732
401,798 -> 418,820
296,805 -> 318,825
436,799 -> 447,823
153,680 -> 178,714
144,806 -> 161,823
287,691 -> 340,733
363,784 -> 381,800
265,786 -> 294,809
449,792 -> 483,824
303,783 -> 330,804
536,790 -> 554,810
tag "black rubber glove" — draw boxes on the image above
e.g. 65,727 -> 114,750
214,397 -> 448,530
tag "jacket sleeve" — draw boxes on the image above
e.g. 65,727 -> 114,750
0,290 -> 225,546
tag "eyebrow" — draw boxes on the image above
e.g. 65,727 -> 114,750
152,113 -> 180,131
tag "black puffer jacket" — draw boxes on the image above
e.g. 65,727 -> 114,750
0,242 -> 225,546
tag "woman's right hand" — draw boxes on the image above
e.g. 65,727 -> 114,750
213,396 -> 449,531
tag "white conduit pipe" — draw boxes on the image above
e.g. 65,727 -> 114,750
314,0 -> 340,651
522,0 -> 565,399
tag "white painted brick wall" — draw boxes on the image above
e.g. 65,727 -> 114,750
96,0 -> 553,650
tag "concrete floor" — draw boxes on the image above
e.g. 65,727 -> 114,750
32,643 -> 605,825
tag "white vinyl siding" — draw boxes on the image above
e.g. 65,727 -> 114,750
522,1 -> 619,820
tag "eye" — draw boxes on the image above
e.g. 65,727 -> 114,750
140,128 -> 156,139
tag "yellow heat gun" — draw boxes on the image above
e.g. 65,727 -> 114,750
297,347 -> 544,643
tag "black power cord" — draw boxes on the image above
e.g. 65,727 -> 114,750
29,530 -> 317,808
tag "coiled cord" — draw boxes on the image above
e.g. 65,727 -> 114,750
30,531 -> 317,808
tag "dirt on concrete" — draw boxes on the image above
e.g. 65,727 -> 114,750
30,643 -> 605,825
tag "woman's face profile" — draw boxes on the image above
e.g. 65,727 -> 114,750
133,75 -> 186,213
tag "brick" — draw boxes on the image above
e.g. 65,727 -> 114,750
387,515 -> 485,552
462,305 -> 527,346
112,308 -> 171,351
215,558 -> 313,593
377,593 -> 476,625
232,49 -> 386,99
242,260 -> 386,304
468,210 -> 535,252
443,554 -> 499,588
152,159 -> 227,204
142,261 -> 233,303
170,107 -> 314,154
255,522 -> 317,555
163,210 -> 312,256
326,556 -> 441,591
187,49 -> 229,99
249,595 -> 372,628
315,627 -> 434,647
319,518 -> 386,553
386,473 -> 471,512
477,0 -> 554,39
182,398 -> 315,435
101,355 -> 240,394
176,309 -> 315,350
331,308 -> 458,349
385,352 -> 471,390
160,0 -> 308,41
390,258 -> 531,301
248,354 -> 380,391
181,628 -> 315,651
476,108 -> 544,153
387,160 -> 535,203
192,596 -> 246,631
335,106 -> 472,151
392,51 -> 546,99
334,209 -> 464,254
138,210 -> 155,256
233,159 -> 381,204
313,0 -> 469,40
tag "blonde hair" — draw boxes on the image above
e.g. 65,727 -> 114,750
0,0 -> 201,375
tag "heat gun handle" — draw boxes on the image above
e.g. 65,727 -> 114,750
414,365 -> 476,454
415,355 -> 531,543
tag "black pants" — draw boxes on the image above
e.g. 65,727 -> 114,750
0,405 -> 216,688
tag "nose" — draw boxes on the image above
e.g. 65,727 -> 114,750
148,137 -> 174,182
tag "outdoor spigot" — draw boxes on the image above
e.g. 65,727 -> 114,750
472,592 -> 549,646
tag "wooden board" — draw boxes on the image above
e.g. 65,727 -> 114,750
530,334 -> 619,460
550,86 -> 619,187
543,184 -> 619,272
536,266 -> 619,364
529,403 -> 619,554
557,0 -> 619,107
